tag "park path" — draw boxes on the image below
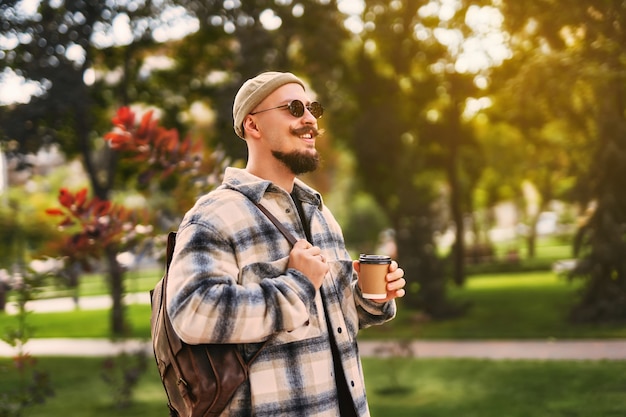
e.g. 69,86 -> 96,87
2,294 -> 626,360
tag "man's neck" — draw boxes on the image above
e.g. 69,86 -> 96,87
245,163 -> 296,193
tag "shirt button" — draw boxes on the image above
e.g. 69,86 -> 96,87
337,327 -> 342,334
285,208 -> 291,213
351,380 -> 355,387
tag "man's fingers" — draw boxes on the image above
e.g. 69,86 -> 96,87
296,239 -> 311,249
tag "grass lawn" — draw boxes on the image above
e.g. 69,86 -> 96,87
4,304 -> 154,338
365,358 -> 626,417
31,268 -> 162,300
363,271 -> 626,340
1,356 -> 625,417
4,271 -> 626,340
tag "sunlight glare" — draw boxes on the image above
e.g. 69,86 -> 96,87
292,4 -> 304,18
83,68 -> 95,86
152,6 -> 199,42
456,6 -> 511,73
439,0 -> 459,22
139,55 -> 175,80
463,96 -> 492,119
65,43 -> 86,65
16,0 -> 41,16
259,9 -> 282,31
338,0 -> 364,15
338,0 -> 364,34
0,68 -> 45,105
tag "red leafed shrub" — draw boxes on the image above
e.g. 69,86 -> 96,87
45,187 -> 140,264
46,107 -> 220,265
104,106 -> 203,184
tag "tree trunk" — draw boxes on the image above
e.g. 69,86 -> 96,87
446,83 -> 466,286
447,123 -> 465,286
570,80 -> 626,322
526,200 -> 549,260
106,245 -> 126,338
526,221 -> 537,259
74,69 -> 123,336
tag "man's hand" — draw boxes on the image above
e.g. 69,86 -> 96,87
353,260 -> 406,303
288,239 -> 329,290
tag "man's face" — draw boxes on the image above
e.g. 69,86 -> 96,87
249,84 -> 321,175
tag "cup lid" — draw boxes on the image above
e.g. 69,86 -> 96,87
359,254 -> 392,264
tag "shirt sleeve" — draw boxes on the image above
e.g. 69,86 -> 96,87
166,221 -> 318,345
353,278 -> 397,329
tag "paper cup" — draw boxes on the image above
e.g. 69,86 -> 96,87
358,254 -> 391,299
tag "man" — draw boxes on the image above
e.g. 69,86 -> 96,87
167,71 -> 406,416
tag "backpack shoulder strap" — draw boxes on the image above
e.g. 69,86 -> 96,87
254,202 -> 298,246
165,231 -> 177,270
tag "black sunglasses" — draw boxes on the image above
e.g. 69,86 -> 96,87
250,100 -> 324,119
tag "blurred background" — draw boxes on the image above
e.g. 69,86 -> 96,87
2,0 -> 624,326
1,1 -> 626,415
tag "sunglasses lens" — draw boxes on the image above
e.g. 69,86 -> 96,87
288,100 -> 305,117
308,102 -> 323,119
287,100 -> 324,118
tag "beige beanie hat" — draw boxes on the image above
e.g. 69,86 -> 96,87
233,71 -> 305,139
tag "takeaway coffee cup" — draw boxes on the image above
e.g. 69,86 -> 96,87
358,254 -> 392,299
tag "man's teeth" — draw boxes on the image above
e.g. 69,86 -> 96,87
301,134 -> 312,139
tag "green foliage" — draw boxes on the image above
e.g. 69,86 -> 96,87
100,350 -> 149,410
0,357 -> 166,417
0,197 -> 59,269
471,122 -> 526,207
329,0 -> 504,315
341,192 -> 390,256
0,271 -> 54,417
0,365 -> 54,417
2,0 -> 625,325
497,0 -> 626,322
0,159 -> 93,269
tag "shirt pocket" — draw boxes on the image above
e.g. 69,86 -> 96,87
270,289 -> 323,346
239,256 -> 323,346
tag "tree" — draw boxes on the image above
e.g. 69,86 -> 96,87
1,0 -> 352,335
488,50 -> 585,258
497,0 -> 626,321
45,107 -> 223,336
152,0 -> 351,160
328,0 -> 511,317
0,0 -> 183,335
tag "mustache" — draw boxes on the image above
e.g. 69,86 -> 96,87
291,126 -> 325,138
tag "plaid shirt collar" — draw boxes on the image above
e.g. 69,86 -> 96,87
221,167 -> 323,209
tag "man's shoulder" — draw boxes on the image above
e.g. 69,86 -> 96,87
189,187 -> 247,214
179,187 -> 251,228
171,188 -> 264,250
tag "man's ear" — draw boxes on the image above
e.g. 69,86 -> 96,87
242,115 -> 261,139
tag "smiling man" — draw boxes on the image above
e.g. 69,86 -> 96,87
166,71 -> 406,416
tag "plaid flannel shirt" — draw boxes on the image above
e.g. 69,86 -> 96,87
167,167 -> 397,417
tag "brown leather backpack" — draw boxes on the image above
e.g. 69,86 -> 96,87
150,232 -> 262,416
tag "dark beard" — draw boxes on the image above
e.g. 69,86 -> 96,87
272,149 -> 320,175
